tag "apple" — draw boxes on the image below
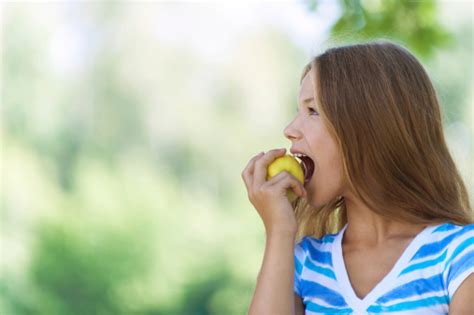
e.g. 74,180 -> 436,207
266,154 -> 305,203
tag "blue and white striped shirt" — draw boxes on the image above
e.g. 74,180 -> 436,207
294,222 -> 474,314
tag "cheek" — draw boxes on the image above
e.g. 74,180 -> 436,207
316,158 -> 343,191
324,143 -> 345,185
308,166 -> 344,207
308,140 -> 345,205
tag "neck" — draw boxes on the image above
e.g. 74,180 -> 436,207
342,196 -> 428,247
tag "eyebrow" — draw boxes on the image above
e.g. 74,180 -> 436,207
297,96 -> 314,103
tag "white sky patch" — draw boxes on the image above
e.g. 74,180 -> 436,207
48,1 -> 99,77
45,0 -> 341,74
153,0 -> 340,60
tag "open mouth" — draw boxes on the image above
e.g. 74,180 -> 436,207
294,154 -> 315,184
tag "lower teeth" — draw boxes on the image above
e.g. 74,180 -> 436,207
300,161 -> 309,182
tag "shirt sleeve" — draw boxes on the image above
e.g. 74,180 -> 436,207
443,225 -> 474,302
294,237 -> 307,297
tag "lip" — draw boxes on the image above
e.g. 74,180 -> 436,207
290,148 -> 313,184
290,148 -> 308,156
290,148 -> 313,161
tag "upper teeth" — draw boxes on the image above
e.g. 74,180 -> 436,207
294,153 -> 307,158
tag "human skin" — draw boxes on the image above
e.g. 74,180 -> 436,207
284,69 -> 428,246
242,149 -> 306,314
244,67 -> 432,315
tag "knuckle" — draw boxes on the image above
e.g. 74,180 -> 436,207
274,171 -> 285,179
247,155 -> 258,164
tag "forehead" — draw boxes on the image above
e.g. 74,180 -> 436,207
298,71 -> 315,101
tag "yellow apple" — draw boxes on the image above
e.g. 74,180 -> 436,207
266,154 -> 305,203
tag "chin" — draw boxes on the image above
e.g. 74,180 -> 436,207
305,192 -> 338,209
302,195 -> 323,208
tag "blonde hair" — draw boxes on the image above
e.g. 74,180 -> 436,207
293,40 -> 473,243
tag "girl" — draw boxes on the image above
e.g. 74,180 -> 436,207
242,40 -> 473,315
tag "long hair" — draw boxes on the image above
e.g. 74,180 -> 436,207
293,40 -> 473,243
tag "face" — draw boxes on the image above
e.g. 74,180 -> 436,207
283,70 -> 346,207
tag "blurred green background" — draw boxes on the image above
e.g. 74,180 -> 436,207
1,1 -> 472,314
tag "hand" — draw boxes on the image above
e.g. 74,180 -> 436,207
241,148 -> 307,235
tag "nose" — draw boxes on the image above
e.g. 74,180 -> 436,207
283,118 -> 302,142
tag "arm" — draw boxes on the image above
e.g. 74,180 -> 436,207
449,273 -> 474,315
294,293 -> 305,315
241,149 -> 307,315
248,231 -> 297,315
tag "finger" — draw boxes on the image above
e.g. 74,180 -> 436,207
266,171 -> 307,198
262,168 -> 287,185
241,152 -> 265,191
253,148 -> 287,189
242,152 -> 265,179
248,152 -> 265,176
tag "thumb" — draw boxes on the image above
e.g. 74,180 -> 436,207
287,178 -> 306,198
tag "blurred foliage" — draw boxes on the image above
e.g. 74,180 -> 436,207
1,1 -> 472,315
29,222 -> 152,315
306,0 -> 453,59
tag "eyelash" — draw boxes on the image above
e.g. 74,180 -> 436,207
296,106 -> 319,116
308,107 -> 319,116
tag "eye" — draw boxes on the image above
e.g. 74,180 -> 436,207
308,107 -> 319,116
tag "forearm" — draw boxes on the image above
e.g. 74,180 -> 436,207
248,231 -> 296,315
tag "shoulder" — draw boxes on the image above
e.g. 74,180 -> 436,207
295,232 -> 338,252
418,222 -> 473,251
449,273 -> 474,314
432,222 -> 474,235
433,223 -> 474,303
294,231 -> 339,265
434,223 -> 474,259
427,222 -> 473,267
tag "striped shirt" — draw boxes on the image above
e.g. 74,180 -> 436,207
294,222 -> 474,314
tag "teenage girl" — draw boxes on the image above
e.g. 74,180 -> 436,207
242,40 -> 473,315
